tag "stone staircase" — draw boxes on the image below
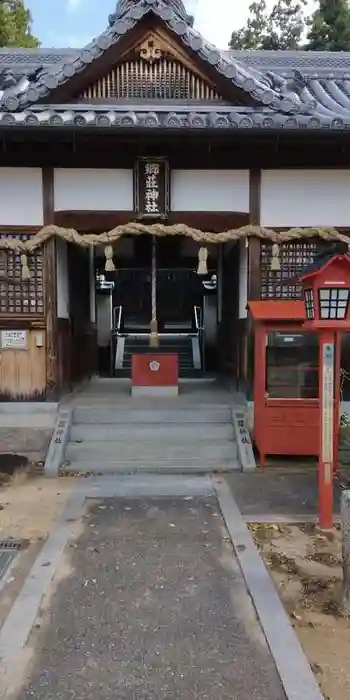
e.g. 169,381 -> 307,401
118,336 -> 200,376
61,404 -> 240,475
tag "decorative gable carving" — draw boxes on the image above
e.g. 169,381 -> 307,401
139,36 -> 163,62
79,30 -> 221,102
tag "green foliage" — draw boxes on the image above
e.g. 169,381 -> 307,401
0,0 -> 39,48
307,0 -> 350,51
229,0 -> 307,50
228,0 -> 350,51
229,1 -> 269,50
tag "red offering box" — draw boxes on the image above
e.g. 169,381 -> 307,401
131,354 -> 178,387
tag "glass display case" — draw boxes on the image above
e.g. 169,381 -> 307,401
266,331 -> 319,399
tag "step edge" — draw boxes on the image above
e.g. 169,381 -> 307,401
67,441 -> 237,447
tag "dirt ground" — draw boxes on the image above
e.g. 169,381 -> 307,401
0,469 -> 74,543
250,522 -> 350,700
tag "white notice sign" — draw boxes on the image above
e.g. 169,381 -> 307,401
322,343 -> 334,464
1,330 -> 28,350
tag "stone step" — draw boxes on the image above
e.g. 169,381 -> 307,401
60,459 -> 240,475
124,345 -> 193,353
124,355 -> 193,362
124,339 -> 193,346
72,407 -> 232,424
124,349 -> 192,355
70,423 -> 234,442
65,439 -> 238,462
125,358 -> 193,364
124,352 -> 193,359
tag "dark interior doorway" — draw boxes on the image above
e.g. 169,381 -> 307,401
95,235 -> 219,377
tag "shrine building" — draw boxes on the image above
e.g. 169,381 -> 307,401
1,0 -> 350,405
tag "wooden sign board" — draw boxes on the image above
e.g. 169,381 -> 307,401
134,157 -> 170,219
1,330 -> 28,350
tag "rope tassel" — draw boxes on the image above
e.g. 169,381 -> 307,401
20,254 -> 31,280
270,243 -> 281,271
197,247 -> 208,275
104,245 -> 115,272
149,318 -> 159,348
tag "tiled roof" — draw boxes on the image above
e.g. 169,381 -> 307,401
228,50 -> 350,77
1,0 -> 350,131
0,104 -> 344,131
3,47 -> 350,76
0,0 -> 314,115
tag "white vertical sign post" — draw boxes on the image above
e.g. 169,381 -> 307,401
319,338 -> 335,528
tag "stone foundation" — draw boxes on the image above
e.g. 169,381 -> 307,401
0,403 -> 57,464
0,428 -> 53,463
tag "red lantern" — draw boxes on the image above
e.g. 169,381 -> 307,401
299,254 -> 350,330
299,253 -> 350,528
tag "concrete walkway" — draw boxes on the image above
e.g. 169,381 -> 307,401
0,475 -> 323,700
3,490 -> 285,700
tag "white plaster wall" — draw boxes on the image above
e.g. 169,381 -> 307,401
261,170 -> 350,227
56,238 -> 69,319
54,169 -> 134,211
171,170 -> 250,212
238,238 -> 248,319
0,168 -> 43,225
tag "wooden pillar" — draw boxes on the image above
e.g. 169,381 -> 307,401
42,167 -> 58,398
248,168 -> 262,298
245,169 -> 262,397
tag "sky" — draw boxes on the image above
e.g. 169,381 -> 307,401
25,0 -> 314,50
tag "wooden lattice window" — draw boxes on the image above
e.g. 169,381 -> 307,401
260,240 -> 328,299
0,234 -> 44,314
81,58 -> 221,101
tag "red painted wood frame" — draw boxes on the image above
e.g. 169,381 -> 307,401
253,321 -> 341,467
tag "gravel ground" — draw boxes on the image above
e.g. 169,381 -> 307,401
227,468 -> 348,516
15,496 -> 285,700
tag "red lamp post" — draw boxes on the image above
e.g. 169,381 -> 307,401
299,253 -> 350,529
